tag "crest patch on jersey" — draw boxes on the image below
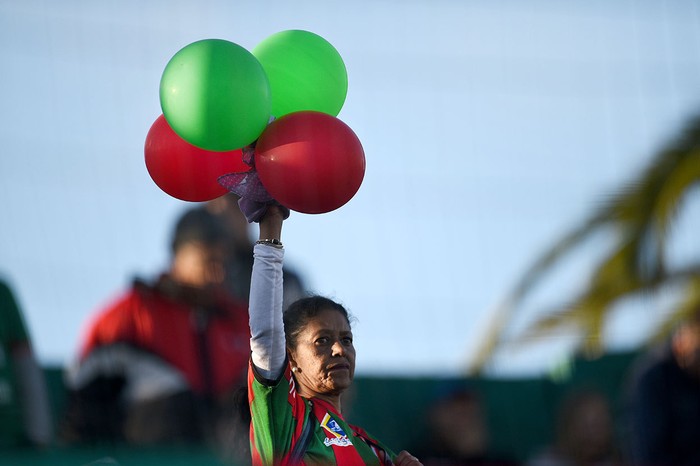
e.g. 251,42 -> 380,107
320,413 -> 353,447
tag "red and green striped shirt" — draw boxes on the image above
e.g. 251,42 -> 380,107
248,360 -> 396,466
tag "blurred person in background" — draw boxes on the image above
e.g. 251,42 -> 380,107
421,386 -> 520,466
527,389 -> 620,466
624,306 -> 700,466
61,207 -> 250,447
204,193 -> 306,309
0,276 -> 53,448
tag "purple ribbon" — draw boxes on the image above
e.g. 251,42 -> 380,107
217,145 -> 273,203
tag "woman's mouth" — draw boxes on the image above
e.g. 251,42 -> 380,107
328,363 -> 350,372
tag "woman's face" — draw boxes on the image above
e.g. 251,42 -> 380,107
288,308 -> 356,397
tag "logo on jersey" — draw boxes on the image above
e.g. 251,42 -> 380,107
320,413 -> 353,447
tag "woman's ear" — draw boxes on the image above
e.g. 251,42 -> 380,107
287,347 -> 297,369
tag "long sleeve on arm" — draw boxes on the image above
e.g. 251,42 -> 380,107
13,346 -> 53,445
249,244 -> 286,381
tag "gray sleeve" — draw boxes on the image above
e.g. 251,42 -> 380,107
249,244 -> 287,380
13,346 -> 53,446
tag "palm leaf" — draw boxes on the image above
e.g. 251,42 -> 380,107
469,115 -> 700,375
494,264 -> 700,367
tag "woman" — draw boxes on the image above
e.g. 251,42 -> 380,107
247,205 -> 423,465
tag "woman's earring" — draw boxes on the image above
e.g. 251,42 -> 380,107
292,366 -> 299,373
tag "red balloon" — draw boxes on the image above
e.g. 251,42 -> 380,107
255,111 -> 365,214
144,114 -> 249,202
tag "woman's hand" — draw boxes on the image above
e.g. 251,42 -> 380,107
394,450 -> 423,466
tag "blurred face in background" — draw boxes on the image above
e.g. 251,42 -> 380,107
429,391 -> 489,457
673,321 -> 700,378
558,392 -> 614,462
171,240 -> 227,289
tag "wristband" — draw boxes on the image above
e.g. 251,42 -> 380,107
256,238 -> 283,249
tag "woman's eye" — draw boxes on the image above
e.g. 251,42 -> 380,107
342,337 -> 353,345
316,337 -> 329,345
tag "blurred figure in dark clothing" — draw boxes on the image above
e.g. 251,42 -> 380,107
527,389 -> 620,466
624,306 -> 700,466
422,386 -> 519,466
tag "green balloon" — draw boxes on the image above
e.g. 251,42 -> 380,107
160,39 -> 271,151
253,30 -> 348,118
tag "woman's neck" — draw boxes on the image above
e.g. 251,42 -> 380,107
316,395 -> 343,416
299,389 -> 343,415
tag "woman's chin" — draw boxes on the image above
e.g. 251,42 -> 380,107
330,374 -> 353,391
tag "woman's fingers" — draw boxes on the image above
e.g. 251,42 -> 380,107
394,450 -> 423,466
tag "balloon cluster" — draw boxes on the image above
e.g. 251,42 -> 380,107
144,30 -> 365,213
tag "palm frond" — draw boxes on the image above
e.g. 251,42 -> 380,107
501,264 -> 700,362
469,114 -> 700,375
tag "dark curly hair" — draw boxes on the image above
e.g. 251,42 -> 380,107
283,295 -> 352,349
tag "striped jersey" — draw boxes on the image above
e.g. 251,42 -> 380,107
248,360 -> 396,465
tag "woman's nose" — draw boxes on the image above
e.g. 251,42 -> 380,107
331,340 -> 345,356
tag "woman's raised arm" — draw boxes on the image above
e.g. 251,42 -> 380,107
249,206 -> 287,380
